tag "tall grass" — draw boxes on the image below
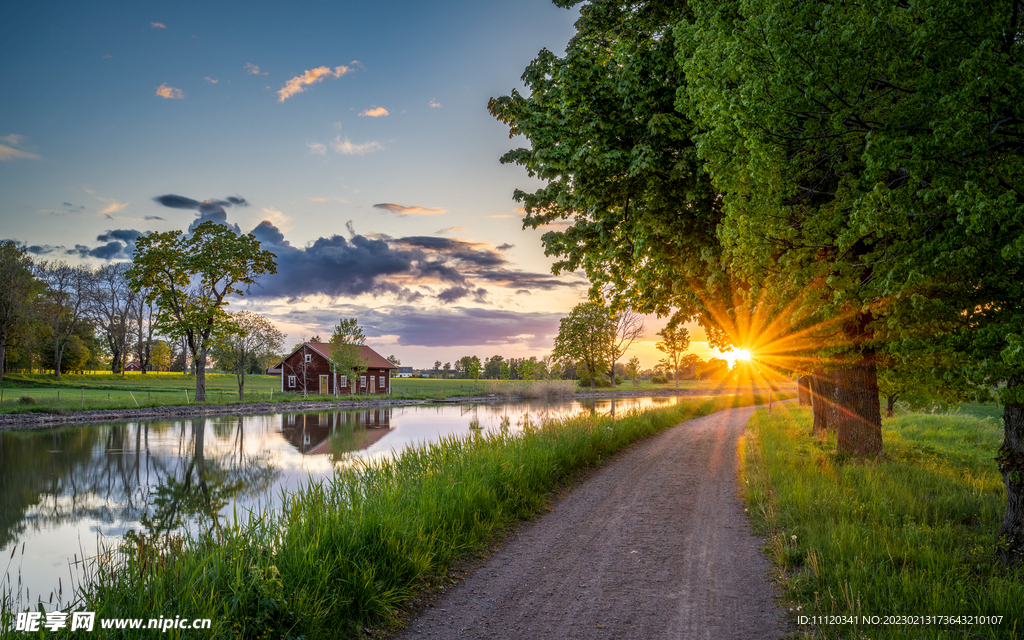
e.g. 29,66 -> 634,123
484,379 -> 576,400
1,391 -> 779,638
740,404 -> 1023,639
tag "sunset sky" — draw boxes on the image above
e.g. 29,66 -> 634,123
0,0 -> 725,368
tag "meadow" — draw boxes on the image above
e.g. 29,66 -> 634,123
741,403 -> 1023,639
1,391 -> 780,638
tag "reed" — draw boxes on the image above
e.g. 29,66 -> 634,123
2,391 -> 780,639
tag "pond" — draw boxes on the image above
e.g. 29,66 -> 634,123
0,395 -> 692,610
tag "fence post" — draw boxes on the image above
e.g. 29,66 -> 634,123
81,388 -> 84,410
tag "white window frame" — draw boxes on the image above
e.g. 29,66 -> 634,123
304,354 -> 311,363
379,375 -> 385,388
360,375 -> 367,387
340,375 -> 347,387
288,375 -> 296,388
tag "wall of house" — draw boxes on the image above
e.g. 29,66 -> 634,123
280,345 -> 392,395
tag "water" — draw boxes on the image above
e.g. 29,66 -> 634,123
0,395 -> 688,608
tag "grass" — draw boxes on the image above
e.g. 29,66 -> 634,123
0,390 -> 784,638
740,403 -> 1023,639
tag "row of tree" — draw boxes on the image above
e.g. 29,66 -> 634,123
490,0 -> 1024,563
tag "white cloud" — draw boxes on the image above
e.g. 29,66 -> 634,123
330,135 -> 382,155
244,63 -> 267,76
429,99 -> 442,108
359,106 -> 388,117
156,83 -> 184,99
203,76 -> 218,84
0,135 -> 41,161
151,22 -> 166,29
307,142 -> 327,155
277,64 -> 355,102
259,207 -> 291,232
98,198 -> 129,215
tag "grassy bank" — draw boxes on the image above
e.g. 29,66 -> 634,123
1,391 -> 780,638
741,404 -> 1023,639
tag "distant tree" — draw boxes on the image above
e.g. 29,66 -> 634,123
127,221 -> 277,402
443,362 -> 451,379
0,241 -> 37,382
327,318 -> 368,395
656,323 -> 691,389
92,263 -> 138,376
467,356 -> 481,387
627,356 -> 641,387
499,359 -> 511,380
150,340 -> 172,371
433,360 -> 442,378
607,310 -> 645,389
131,294 -> 157,374
36,261 -> 95,378
213,311 -> 285,400
386,354 -> 401,366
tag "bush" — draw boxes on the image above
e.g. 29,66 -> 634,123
18,395 -> 37,405
650,376 -> 668,384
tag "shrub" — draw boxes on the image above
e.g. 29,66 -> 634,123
18,395 -> 37,405
650,376 -> 668,384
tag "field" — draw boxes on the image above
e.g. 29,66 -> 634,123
0,373 -> 765,415
741,403 -> 1023,639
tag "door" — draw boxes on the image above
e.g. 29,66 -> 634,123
319,375 -> 329,395
370,375 -> 376,394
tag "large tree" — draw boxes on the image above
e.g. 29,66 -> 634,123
656,322 -> 690,390
92,263 -> 138,375
488,0 -> 730,337
213,311 -> 285,400
552,302 -> 615,389
683,0 -> 1024,559
127,221 -> 277,402
0,242 -> 37,382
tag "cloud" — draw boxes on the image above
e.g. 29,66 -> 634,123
156,83 -> 184,99
308,197 -> 328,202
103,54 -> 113,59
98,198 -> 129,215
0,135 -> 41,161
330,134 -> 381,155
277,65 -> 354,102
496,243 -> 514,251
435,227 -> 466,234
152,193 -> 248,233
203,77 -> 218,84
373,203 -> 446,216
144,215 -> 164,220
437,286 -> 488,304
376,308 -> 563,349
358,106 -> 388,117
308,142 -> 326,155
151,22 -> 166,29
26,229 -> 143,261
391,236 -> 507,268
153,194 -> 200,209
226,196 -> 249,206
429,99 -> 442,108
490,214 -> 515,218
244,63 -> 267,75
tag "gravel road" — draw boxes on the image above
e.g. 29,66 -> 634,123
393,404 -> 789,640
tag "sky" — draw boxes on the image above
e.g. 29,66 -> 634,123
1,0 -> 728,369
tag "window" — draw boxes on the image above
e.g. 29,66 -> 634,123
360,375 -> 366,387
288,376 -> 296,388
304,354 -> 311,363
340,375 -> 347,387
379,376 -> 385,387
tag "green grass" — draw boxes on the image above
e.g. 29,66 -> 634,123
2,391 -> 783,639
740,403 -> 1023,639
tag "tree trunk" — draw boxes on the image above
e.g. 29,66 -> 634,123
809,369 -> 835,437
999,374 -> 1024,567
886,394 -> 899,418
0,338 -> 6,384
195,346 -> 207,402
53,342 -> 63,379
797,376 -> 811,406
834,350 -> 883,456
610,363 -> 616,388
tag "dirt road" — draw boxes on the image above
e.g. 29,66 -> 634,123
393,404 -> 789,640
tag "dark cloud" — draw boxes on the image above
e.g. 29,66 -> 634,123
27,229 -> 142,261
226,196 -> 249,206
26,244 -> 62,255
188,205 -> 241,234
435,287 -> 488,304
497,243 -> 514,251
144,215 -> 165,221
153,194 -> 201,209
393,236 -> 508,268
376,307 -> 562,349
473,269 -> 582,290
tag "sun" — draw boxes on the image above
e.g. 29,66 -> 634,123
734,349 -> 752,361
721,348 -> 753,368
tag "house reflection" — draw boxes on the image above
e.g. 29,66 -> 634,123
279,409 -> 393,456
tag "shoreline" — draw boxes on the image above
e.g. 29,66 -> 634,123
0,386 -> 780,431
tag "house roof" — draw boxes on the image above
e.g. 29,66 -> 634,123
278,342 -> 398,370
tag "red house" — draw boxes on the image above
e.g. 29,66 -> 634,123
277,342 -> 397,395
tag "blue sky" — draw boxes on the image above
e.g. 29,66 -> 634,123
1,0 -> 716,367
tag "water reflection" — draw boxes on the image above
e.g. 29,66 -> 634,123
1,394 -> 689,607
